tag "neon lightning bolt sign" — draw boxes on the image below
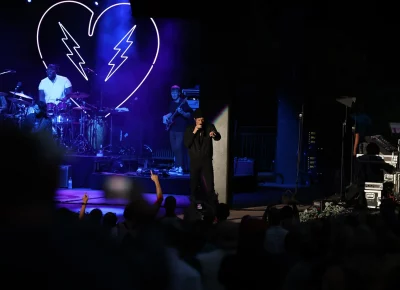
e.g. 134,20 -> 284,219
58,22 -> 89,81
36,1 -> 160,116
105,25 -> 136,82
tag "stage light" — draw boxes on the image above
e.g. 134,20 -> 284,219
94,1 -> 98,5
27,0 -> 32,2
36,1 -> 160,118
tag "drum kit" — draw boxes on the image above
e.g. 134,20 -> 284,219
0,90 -> 127,154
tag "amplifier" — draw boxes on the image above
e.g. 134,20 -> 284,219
234,158 -> 255,176
364,182 -> 383,190
365,182 -> 383,209
59,165 -> 71,188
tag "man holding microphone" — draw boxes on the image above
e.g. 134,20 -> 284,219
184,109 -> 221,209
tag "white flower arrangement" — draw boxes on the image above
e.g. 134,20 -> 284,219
299,202 -> 351,223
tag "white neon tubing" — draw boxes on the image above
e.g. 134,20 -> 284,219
36,1 -> 160,117
104,18 -> 160,117
105,25 -> 136,82
58,22 -> 89,80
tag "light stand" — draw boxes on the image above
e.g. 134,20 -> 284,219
336,96 -> 356,196
294,105 -> 304,196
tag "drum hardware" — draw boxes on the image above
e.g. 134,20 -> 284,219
72,113 -> 92,153
103,108 -> 130,153
72,106 -> 92,111
71,99 -> 95,153
7,96 -> 31,128
67,92 -> 89,99
87,116 -> 108,152
47,103 -> 57,116
9,91 -> 33,100
7,97 -> 30,106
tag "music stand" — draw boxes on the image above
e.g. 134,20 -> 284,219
336,96 -> 356,196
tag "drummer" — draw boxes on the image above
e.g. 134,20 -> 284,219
38,64 -> 73,108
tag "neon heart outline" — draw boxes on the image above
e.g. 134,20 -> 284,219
36,1 -> 160,116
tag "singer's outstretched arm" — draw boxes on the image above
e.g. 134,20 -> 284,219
211,124 -> 221,141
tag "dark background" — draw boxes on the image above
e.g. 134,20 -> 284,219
129,0 -> 400,192
3,0 -> 400,195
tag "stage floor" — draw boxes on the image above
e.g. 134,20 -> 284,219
54,188 -> 311,222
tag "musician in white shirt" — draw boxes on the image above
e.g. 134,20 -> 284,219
38,64 -> 73,105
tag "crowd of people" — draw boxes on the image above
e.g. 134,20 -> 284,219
3,123 -> 400,290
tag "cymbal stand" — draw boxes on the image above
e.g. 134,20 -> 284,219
72,109 -> 92,153
16,104 -> 25,129
103,113 -> 113,153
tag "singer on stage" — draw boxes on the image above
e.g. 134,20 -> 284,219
38,64 -> 73,105
184,109 -> 221,207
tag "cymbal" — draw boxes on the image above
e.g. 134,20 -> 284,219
72,106 -> 91,111
8,97 -> 30,106
0,92 -> 7,97
9,91 -> 33,100
67,92 -> 89,99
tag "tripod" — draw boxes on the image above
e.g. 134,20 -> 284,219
103,112 -> 113,153
72,108 -> 92,153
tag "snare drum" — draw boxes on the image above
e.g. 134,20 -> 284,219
47,103 -> 57,116
57,102 -> 69,113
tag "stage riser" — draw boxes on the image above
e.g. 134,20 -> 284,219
90,174 -> 191,195
62,155 -> 98,188
61,155 -> 259,195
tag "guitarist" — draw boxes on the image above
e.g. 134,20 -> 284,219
162,85 -> 192,174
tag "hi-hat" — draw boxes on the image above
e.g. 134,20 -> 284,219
67,92 -> 89,99
0,92 -> 7,97
8,97 -> 30,106
9,91 -> 33,100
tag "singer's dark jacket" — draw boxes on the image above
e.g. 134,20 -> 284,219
184,123 -> 221,160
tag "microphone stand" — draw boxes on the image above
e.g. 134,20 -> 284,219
340,107 -> 347,196
294,105 -> 304,197
13,83 -> 23,128
0,70 -> 15,76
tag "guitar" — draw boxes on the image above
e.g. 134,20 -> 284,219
165,97 -> 188,131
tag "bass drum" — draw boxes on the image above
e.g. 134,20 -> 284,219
87,118 -> 108,151
47,103 -> 57,116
